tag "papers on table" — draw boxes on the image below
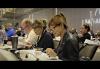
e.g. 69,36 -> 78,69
0,44 -> 12,49
19,50 -> 59,61
84,39 -> 100,46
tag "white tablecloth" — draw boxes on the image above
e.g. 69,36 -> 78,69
19,50 -> 61,61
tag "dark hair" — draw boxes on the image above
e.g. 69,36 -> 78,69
83,24 -> 90,32
0,25 -> 2,29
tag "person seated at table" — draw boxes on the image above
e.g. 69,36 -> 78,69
5,23 -> 16,41
16,27 -> 25,37
0,25 -> 8,44
32,19 -> 54,50
46,13 -> 79,61
96,31 -> 100,41
69,28 -> 79,41
88,30 -> 95,39
20,18 -> 38,48
78,23 -> 91,43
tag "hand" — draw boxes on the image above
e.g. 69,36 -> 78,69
45,48 -> 57,57
24,43 -> 32,49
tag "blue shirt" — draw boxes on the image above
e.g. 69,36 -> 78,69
6,27 -> 16,38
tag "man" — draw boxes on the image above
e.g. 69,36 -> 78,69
20,18 -> 38,48
5,23 -> 16,41
79,24 -> 91,43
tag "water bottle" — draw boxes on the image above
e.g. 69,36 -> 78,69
11,35 -> 18,50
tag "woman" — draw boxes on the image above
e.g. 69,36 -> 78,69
46,13 -> 79,61
32,20 -> 54,50
5,23 -> 16,41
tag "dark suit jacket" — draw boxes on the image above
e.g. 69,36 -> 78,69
55,32 -> 79,61
36,30 -> 54,50
79,33 -> 90,43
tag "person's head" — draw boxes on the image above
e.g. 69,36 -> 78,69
32,20 -> 45,35
20,18 -> 32,32
70,28 -> 77,34
5,23 -> 13,30
97,31 -> 100,38
48,13 -> 67,37
80,24 -> 90,35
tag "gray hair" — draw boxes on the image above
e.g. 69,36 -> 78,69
21,18 -> 33,26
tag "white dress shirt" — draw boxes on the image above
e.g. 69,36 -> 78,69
24,29 -> 38,45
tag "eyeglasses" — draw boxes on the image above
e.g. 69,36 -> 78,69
53,24 -> 61,29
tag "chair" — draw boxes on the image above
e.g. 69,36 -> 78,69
92,47 -> 100,61
79,44 -> 98,61
0,49 -> 19,61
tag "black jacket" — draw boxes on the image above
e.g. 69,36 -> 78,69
55,32 -> 79,61
79,33 -> 90,43
36,30 -> 54,50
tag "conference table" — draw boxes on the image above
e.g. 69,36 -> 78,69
0,40 -> 61,61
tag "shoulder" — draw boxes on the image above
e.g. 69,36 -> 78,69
64,32 -> 78,43
7,28 -> 15,33
10,28 -> 16,32
85,33 -> 90,36
84,33 -> 91,38
64,32 -> 79,50
42,31 -> 53,40
64,32 -> 74,39
44,31 -> 52,38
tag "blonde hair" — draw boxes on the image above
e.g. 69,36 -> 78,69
5,23 -> 13,28
21,18 -> 33,26
32,19 -> 45,29
49,13 -> 67,29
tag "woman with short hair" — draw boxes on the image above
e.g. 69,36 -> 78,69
32,19 -> 54,50
46,13 -> 79,61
